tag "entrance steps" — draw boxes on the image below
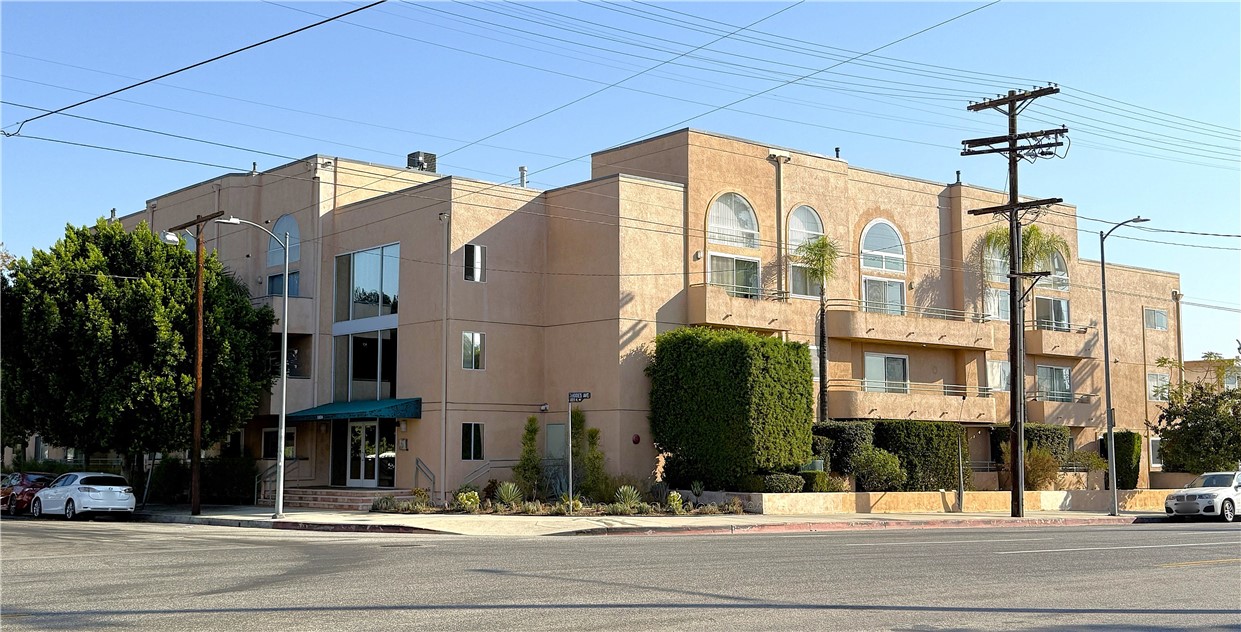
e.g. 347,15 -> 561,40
257,487 -> 419,511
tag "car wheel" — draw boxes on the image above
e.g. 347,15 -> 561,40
1221,499 -> 1235,523
31,498 -> 43,519
64,500 -> 77,521
6,495 -> 16,516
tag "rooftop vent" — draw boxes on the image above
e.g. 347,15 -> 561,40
408,151 -> 436,173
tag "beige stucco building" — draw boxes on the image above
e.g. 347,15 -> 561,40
119,128 -> 1182,499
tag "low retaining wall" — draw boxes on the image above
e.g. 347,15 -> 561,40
1150,472 -> 1197,489
685,489 -> 1174,515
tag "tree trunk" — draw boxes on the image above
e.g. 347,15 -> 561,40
818,290 -> 828,424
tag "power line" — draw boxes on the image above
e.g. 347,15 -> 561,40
1,0 -> 388,137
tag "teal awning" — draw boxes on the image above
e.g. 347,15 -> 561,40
288,398 -> 421,421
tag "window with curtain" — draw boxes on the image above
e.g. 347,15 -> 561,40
863,278 -> 905,315
1035,296 -> 1071,331
864,353 -> 909,393
1036,365 -> 1072,402
987,360 -> 1011,393
709,254 -> 760,299
707,193 -> 759,248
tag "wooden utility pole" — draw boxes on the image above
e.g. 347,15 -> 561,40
166,211 -> 224,516
962,87 -> 1067,518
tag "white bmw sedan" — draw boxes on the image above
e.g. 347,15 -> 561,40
1164,471 -> 1241,522
31,472 -> 135,520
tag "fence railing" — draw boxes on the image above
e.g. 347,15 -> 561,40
253,457 -> 300,505
693,282 -> 789,302
825,299 -> 990,323
415,457 -> 436,497
1026,319 -> 1096,334
461,459 -> 520,489
827,378 -> 993,398
1029,390 -> 1099,404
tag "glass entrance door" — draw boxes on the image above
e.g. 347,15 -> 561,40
347,420 -> 379,487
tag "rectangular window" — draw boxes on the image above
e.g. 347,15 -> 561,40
333,335 -> 349,402
262,429 -> 295,460
709,254 -> 760,299
1143,308 -> 1168,331
465,244 -> 487,282
267,271 -> 300,297
789,265 -> 821,298
333,329 -> 398,402
462,332 -> 485,370
461,423 -> 484,461
1150,436 -> 1162,468
545,423 -> 566,460
808,345 -> 820,381
334,255 -> 352,322
1226,373 -> 1239,390
381,244 -> 400,316
987,360 -> 1011,393
351,331 -> 379,401
1147,373 -> 1170,401
984,251 -> 1007,284
986,288 -> 1011,322
334,245 -> 399,322
1036,365 -> 1072,403
1034,296 -> 1071,332
862,278 -> 905,315
864,353 -> 908,393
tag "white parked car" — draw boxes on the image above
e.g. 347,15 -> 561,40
30,472 -> 135,520
1164,471 -> 1241,522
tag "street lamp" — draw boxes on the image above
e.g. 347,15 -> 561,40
216,216 -> 290,519
1100,215 -> 1149,516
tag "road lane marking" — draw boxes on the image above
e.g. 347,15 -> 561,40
839,538 -> 1049,546
998,541 -> 1241,554
1160,558 -> 1241,568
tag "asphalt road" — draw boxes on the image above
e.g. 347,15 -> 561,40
1,518 -> 1239,631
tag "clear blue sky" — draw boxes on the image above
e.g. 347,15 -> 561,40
3,1 -> 1238,359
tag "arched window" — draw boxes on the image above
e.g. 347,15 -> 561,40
268,214 -> 301,267
788,205 -> 824,297
708,193 -> 759,248
788,205 -> 823,249
1045,250 -> 1069,290
860,220 -> 905,272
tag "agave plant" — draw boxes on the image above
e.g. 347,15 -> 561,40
615,485 -> 642,509
496,481 -> 523,507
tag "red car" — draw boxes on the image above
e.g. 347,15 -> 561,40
1,471 -> 56,516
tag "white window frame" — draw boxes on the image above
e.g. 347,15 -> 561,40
808,345 -> 820,381
1226,372 -> 1239,390
1149,435 -> 1162,469
859,219 -> 906,273
987,360 -> 1011,393
707,192 -> 760,248
789,265 -> 821,299
262,428 -> 296,460
461,422 -> 485,461
986,288 -> 1011,322
984,245 -> 1008,284
1036,365 -> 1073,403
862,275 -> 906,315
464,243 -> 487,283
462,331 -> 485,371
1034,296 -> 1071,332
864,352 -> 909,394
1143,308 -> 1168,331
708,252 -> 762,299
1147,372 -> 1170,401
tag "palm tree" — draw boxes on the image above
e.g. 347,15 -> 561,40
981,224 -> 1070,275
793,236 -> 841,424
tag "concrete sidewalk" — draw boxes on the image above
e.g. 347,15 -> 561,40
134,504 -> 1169,536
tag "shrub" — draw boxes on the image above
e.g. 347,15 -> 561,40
800,471 -> 834,493
723,497 -> 745,514
1114,430 -> 1142,490
482,478 -> 500,501
812,421 -> 874,474
992,424 -> 1071,463
1024,447 -> 1061,491
823,474 -> 849,493
455,490 -> 481,513
696,503 -> 722,515
497,481 -> 523,507
148,457 -> 190,504
513,416 -> 543,499
852,445 -> 906,492
410,487 -> 431,505
615,485 -> 642,509
582,428 -> 610,502
763,472 -> 806,493
873,421 -> 966,491
522,501 -> 543,515
811,435 -> 833,471
738,474 -> 765,493
647,327 -> 813,489
371,495 -> 397,512
650,481 -> 669,504
637,502 -> 655,514
558,492 -> 583,513
457,483 -> 481,496
1063,450 -> 1107,473
690,480 -> 705,500
666,491 -> 685,514
603,502 -> 634,516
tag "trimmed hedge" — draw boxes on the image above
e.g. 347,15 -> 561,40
873,420 -> 967,492
799,471 -> 833,493
812,421 -> 873,474
764,472 -> 806,493
811,435 -> 833,470
1114,430 -> 1142,490
852,445 -> 906,492
992,424 -> 1071,463
648,327 -> 813,489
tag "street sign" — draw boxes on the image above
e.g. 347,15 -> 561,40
569,391 -> 591,402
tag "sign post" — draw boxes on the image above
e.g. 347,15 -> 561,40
567,391 -> 591,513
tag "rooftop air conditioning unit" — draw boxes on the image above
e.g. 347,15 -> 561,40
408,151 -> 436,173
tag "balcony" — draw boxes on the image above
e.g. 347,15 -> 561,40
687,283 -> 789,333
1025,390 -> 1103,426
259,376 -> 315,417
251,295 -> 315,335
825,379 -> 997,423
1024,320 -> 1098,359
826,300 -> 993,350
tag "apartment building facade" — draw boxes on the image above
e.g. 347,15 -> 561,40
122,128 -> 1181,495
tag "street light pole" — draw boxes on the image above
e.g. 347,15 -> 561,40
216,216 -> 290,519
1100,215 -> 1149,516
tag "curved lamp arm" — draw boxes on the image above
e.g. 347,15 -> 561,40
216,216 -> 287,250
1103,216 -> 1149,242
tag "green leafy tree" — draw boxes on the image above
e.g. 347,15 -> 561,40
792,236 -> 841,423
1154,377 -> 1241,474
582,427 -> 609,501
1,219 -> 275,462
512,416 -> 543,499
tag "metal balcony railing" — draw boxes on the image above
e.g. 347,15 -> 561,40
1029,390 -> 1099,404
699,282 -> 789,302
825,299 -> 990,323
827,378 -> 993,397
1026,319 -> 1095,334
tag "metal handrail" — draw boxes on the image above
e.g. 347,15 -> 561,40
826,378 -> 992,397
461,459 -> 520,488
825,299 -> 990,323
691,282 -> 789,302
1029,390 -> 1099,403
414,457 -> 436,498
1026,319 -> 1096,333
253,457 -> 299,505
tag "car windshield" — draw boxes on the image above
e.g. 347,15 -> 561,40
1189,474 -> 1235,488
80,475 -> 129,487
